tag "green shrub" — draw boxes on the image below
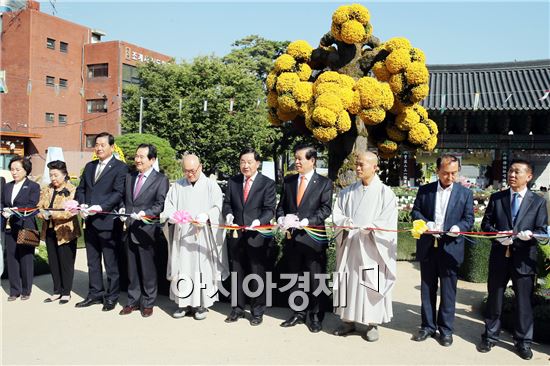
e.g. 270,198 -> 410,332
459,236 -> 491,283
537,244 -> 550,289
397,221 -> 416,261
115,133 -> 181,180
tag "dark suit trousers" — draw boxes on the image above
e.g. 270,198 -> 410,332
285,240 -> 326,322
127,237 -> 157,308
419,247 -> 458,336
84,225 -> 120,302
228,234 -> 268,316
5,229 -> 34,296
45,229 -> 76,296
483,256 -> 534,345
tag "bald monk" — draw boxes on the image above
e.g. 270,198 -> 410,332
332,151 -> 398,342
160,155 -> 228,320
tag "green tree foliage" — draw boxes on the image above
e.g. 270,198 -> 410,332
115,133 -> 181,180
121,56 -> 278,177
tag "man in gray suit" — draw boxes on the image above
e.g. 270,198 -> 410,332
119,144 -> 169,317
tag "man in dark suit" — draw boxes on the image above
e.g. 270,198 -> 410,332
75,132 -> 128,311
118,144 -> 169,318
277,144 -> 333,333
477,160 -> 548,360
222,148 -> 276,326
411,154 -> 474,346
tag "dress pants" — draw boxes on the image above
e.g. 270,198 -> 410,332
483,256 -> 534,346
127,237 -> 157,308
5,229 -> 35,296
228,233 -> 269,316
419,247 -> 458,337
45,229 -> 77,296
285,241 -> 326,322
84,225 -> 120,302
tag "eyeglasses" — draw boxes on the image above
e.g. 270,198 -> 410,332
184,165 -> 201,175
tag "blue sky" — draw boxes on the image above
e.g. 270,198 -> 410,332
39,1 -> 549,65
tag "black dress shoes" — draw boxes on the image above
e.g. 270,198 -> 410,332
476,339 -> 495,353
102,300 -> 116,311
438,334 -> 453,347
333,322 -> 356,336
250,315 -> 263,326
280,314 -> 305,328
412,329 -> 436,342
225,309 -> 245,323
308,320 -> 323,333
516,345 -> 533,360
75,297 -> 103,308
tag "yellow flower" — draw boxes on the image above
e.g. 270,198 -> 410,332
312,106 -> 338,127
411,219 -> 428,239
386,48 -> 412,74
335,111 -> 352,133
112,144 -> 126,163
275,72 -> 300,94
379,82 -> 394,110
347,90 -> 361,115
386,124 -> 407,142
267,91 -> 278,108
422,135 -> 438,151
360,88 -> 383,108
331,23 -> 341,40
349,3 -> 370,24
338,88 -> 354,109
287,40 -> 314,62
314,82 -> 341,96
274,54 -> 296,73
410,47 -> 426,63
292,81 -> 313,103
408,122 -> 431,144
396,107 -> 420,131
384,37 -> 412,52
372,61 -> 391,82
389,74 -> 405,94
355,76 -> 378,95
423,118 -> 439,135
378,139 -> 398,153
405,62 -> 429,85
276,108 -> 298,122
413,104 -> 428,121
312,126 -> 338,143
316,71 -> 341,84
339,74 -> 356,89
332,5 -> 350,25
359,107 -> 385,125
316,92 -> 344,113
410,84 -> 430,103
298,102 -> 311,116
305,114 -> 315,131
266,72 -> 277,91
278,95 -> 299,112
296,63 -> 312,81
340,20 -> 366,44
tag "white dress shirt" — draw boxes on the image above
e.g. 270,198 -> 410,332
11,178 -> 26,205
434,181 -> 453,230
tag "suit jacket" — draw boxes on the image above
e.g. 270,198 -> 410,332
412,181 -> 474,268
222,172 -> 276,247
75,157 -> 128,231
481,188 -> 548,275
2,178 -> 40,231
122,169 -> 170,246
37,181 -> 81,244
276,172 -> 333,251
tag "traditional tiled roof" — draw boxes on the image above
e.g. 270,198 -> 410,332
421,60 -> 550,112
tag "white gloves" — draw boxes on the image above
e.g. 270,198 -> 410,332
117,208 -> 127,222
40,209 -> 52,220
79,204 -> 89,219
277,216 -> 285,226
496,231 -> 513,246
195,213 -> 209,226
168,214 -> 178,224
2,207 -> 15,219
249,219 -> 261,228
87,205 -> 102,216
226,213 -> 234,225
298,218 -> 309,229
426,221 -> 440,239
131,210 -> 146,221
517,230 -> 533,241
447,225 -> 461,237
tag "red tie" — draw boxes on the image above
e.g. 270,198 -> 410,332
243,177 -> 252,202
297,176 -> 306,206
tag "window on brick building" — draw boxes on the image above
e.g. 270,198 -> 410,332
46,76 -> 55,86
59,114 -> 67,124
87,99 -> 107,113
46,38 -> 55,49
60,42 -> 68,53
59,78 -> 68,88
87,63 -> 109,78
85,135 -> 97,148
45,112 -> 54,122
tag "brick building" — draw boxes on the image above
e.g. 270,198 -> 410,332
0,1 -> 171,176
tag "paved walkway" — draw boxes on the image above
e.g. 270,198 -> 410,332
1,249 -> 549,365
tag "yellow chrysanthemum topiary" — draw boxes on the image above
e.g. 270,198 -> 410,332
340,20 -> 366,44
410,84 -> 430,103
422,135 -> 438,151
267,91 -> 278,108
316,92 -> 344,113
386,124 -> 407,142
275,72 -> 300,94
405,62 -> 429,85
372,61 -> 391,82
359,107 -> 386,126
315,71 -> 341,85
277,94 -> 299,113
349,3 -> 370,23
383,37 -> 412,52
395,107 -> 421,131
276,108 -> 298,122
312,106 -> 338,127
286,40 -> 314,62
378,139 -> 399,153
339,88 -> 354,109
386,48 -> 412,74
353,76 -> 394,126
335,111 -> 352,133
312,126 -> 338,143
292,81 -> 313,103
332,5 -> 350,25
297,63 -> 312,81
408,122 -> 431,145
266,72 -> 277,91
331,4 -> 372,44
389,74 -> 405,94
274,54 -> 296,73
423,118 -> 439,135
410,47 -> 426,63
413,104 -> 429,121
